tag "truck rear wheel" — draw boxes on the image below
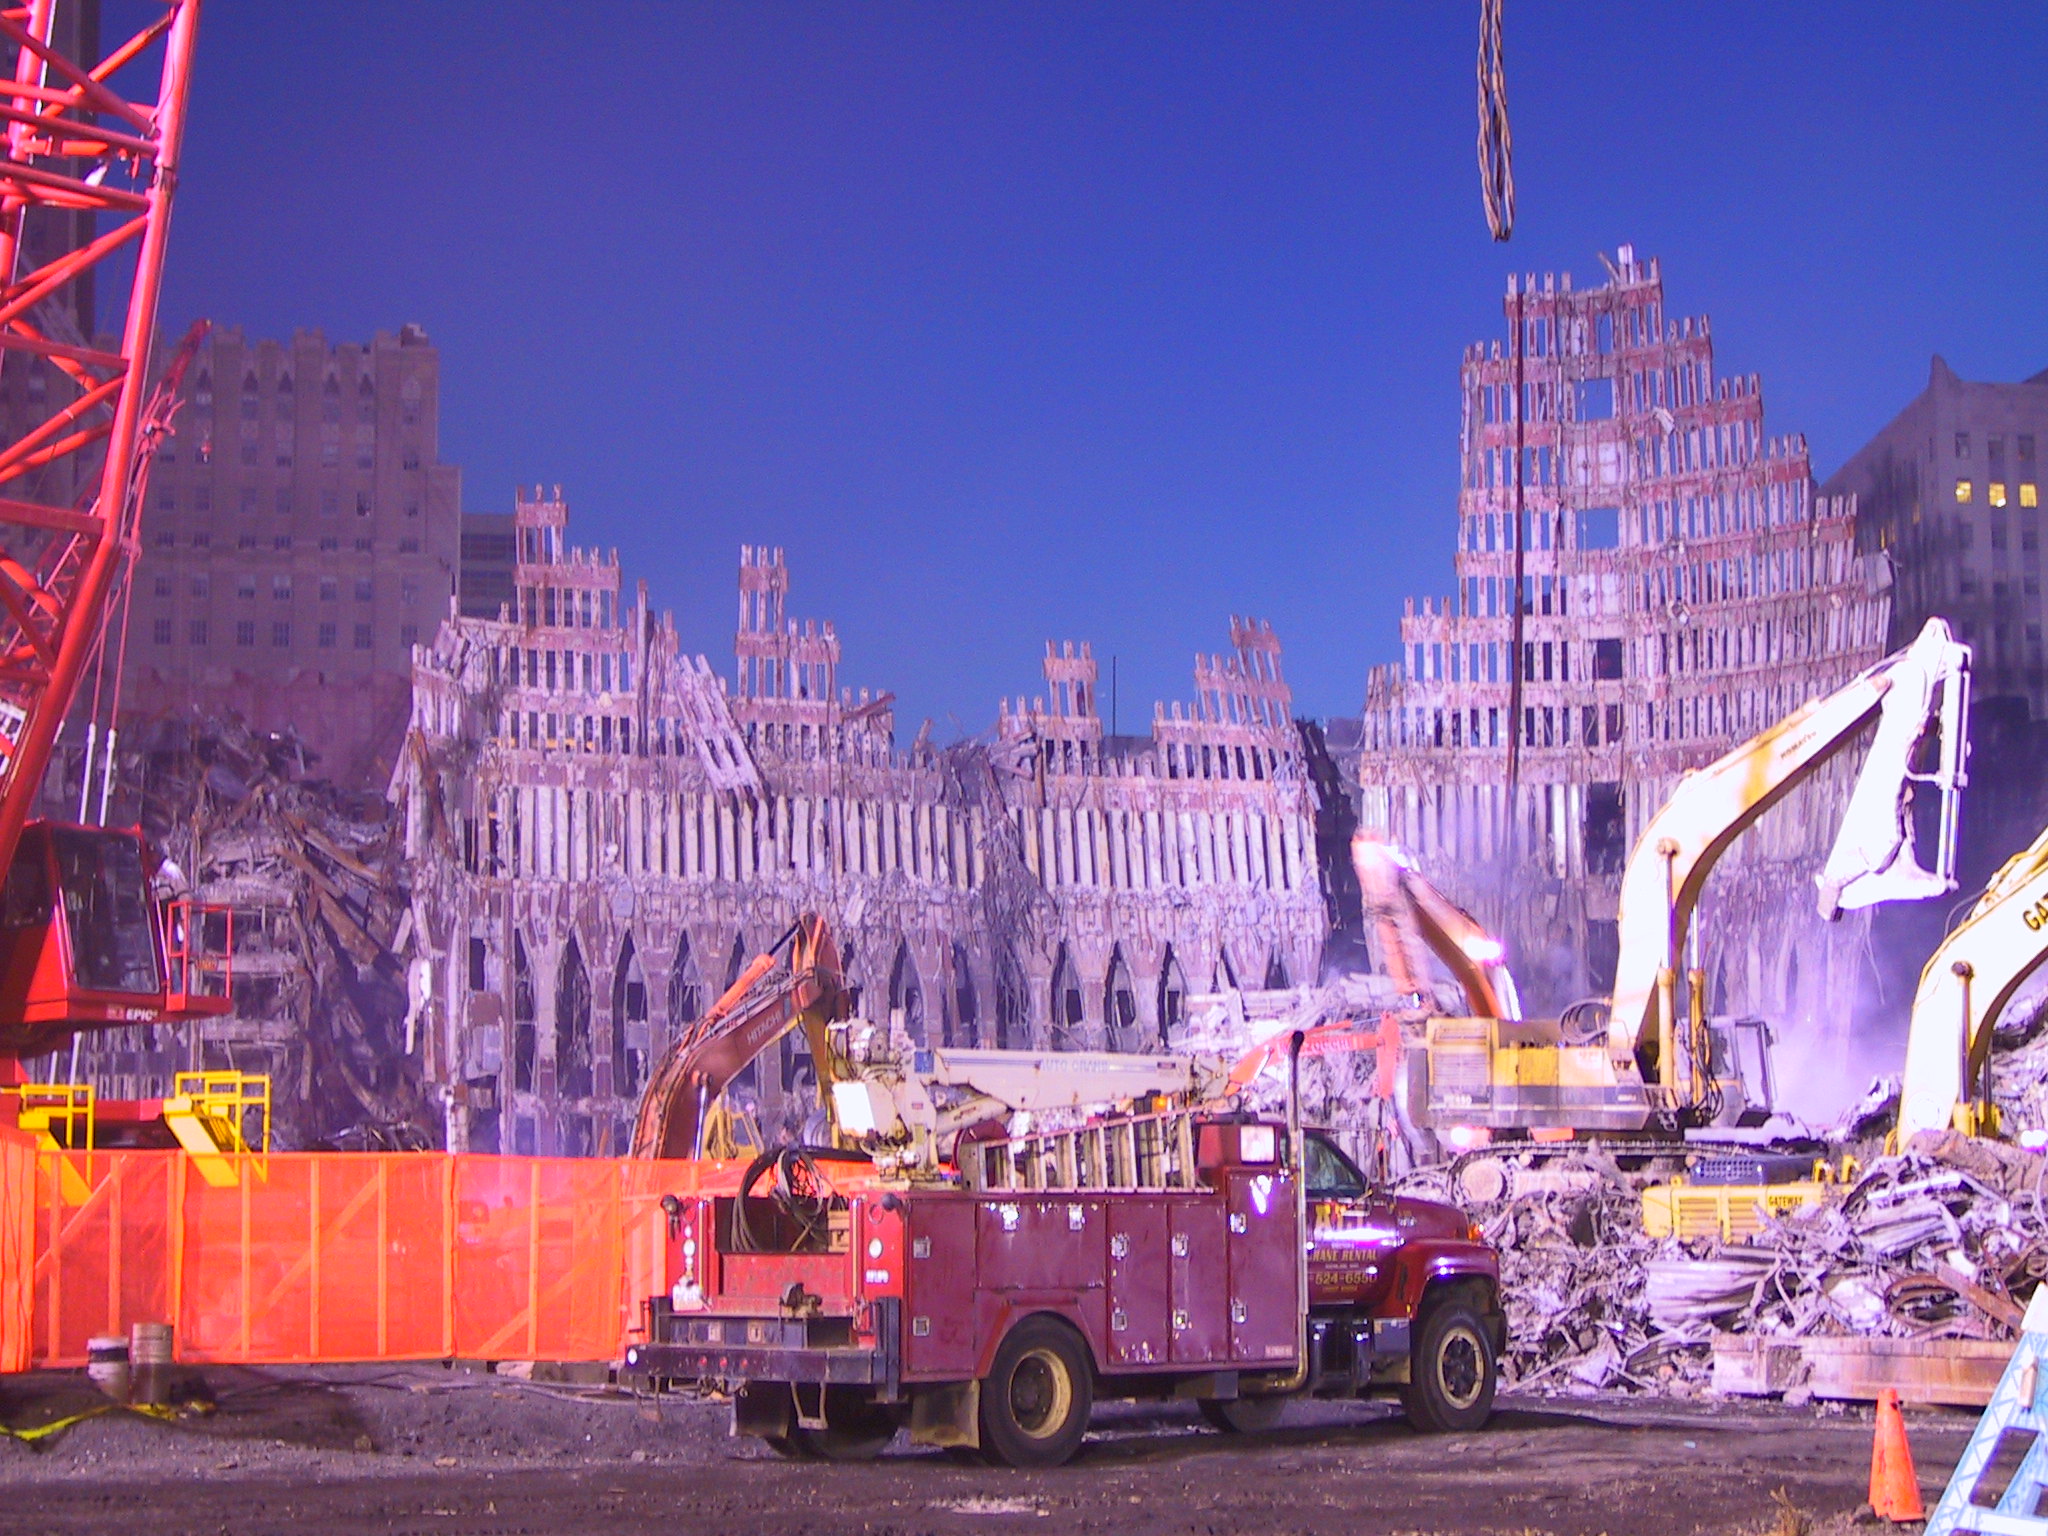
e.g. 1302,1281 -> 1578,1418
978,1316 -> 1093,1467
1198,1396 -> 1287,1434
1402,1296 -> 1496,1433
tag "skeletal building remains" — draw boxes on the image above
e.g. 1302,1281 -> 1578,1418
1360,246 -> 1891,1037
390,489 -> 1327,1155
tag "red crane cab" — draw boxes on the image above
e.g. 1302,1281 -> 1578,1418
0,821 -> 231,1065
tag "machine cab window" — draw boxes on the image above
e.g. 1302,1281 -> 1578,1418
1304,1129 -> 1369,1200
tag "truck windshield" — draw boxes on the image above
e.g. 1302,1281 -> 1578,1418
1304,1131 -> 1367,1199
51,828 -> 161,996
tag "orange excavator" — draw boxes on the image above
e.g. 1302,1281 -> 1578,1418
630,914 -> 848,1160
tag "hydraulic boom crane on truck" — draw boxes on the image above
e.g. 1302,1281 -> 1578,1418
0,2 -> 242,1157
1408,617 -> 1972,1151
627,1022 -> 1503,1465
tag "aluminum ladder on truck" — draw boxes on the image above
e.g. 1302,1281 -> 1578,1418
960,1108 -> 1205,1194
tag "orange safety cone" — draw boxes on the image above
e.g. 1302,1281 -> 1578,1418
1869,1387 -> 1927,1522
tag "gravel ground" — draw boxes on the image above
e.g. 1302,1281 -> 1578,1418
0,1364 -> 1981,1535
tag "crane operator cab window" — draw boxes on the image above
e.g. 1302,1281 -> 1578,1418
0,826 -> 163,999
51,829 -> 162,995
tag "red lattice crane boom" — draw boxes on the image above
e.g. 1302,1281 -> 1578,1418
0,3 -> 226,1072
0,0 -> 198,870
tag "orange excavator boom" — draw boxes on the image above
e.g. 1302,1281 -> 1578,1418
629,913 -> 846,1160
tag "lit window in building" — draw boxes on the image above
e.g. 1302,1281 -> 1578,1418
2024,483 -> 2039,509
1956,479 -> 1974,503
1991,482 -> 2008,508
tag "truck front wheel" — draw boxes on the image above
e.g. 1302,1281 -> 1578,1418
1402,1296 -> 1497,1433
978,1316 -> 1094,1467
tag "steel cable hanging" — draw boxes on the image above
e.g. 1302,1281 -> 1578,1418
1478,0 -> 1515,241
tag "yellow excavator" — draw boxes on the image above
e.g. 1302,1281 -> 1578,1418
1399,617 -> 1972,1148
1896,821 -> 2048,1144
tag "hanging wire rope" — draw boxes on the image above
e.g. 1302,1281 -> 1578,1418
1477,0 -> 1515,241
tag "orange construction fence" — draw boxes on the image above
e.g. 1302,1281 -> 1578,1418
17,1149 -> 747,1370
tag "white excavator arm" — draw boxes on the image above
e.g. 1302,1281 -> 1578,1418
1607,618 -> 1971,1085
1897,823 -> 2048,1143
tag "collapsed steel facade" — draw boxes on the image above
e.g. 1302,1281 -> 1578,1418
1361,246 -> 1891,1030
392,489 -> 1325,1155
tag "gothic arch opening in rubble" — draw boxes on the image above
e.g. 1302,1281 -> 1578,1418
1214,947 -> 1242,992
1050,944 -> 1085,1046
611,935 -> 649,1098
724,932 -> 756,1097
1264,951 -> 1291,990
888,940 -> 924,1044
1157,946 -> 1189,1045
667,934 -> 701,1034
995,946 -> 1029,1051
948,941 -> 977,1048
1104,945 -> 1139,1050
512,933 -> 536,1093
557,937 -> 594,1100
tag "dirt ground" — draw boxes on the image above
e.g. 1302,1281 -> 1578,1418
0,1364 -> 1980,1536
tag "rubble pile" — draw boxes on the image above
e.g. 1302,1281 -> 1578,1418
84,713 -> 431,1150
1419,1133 -> 2048,1397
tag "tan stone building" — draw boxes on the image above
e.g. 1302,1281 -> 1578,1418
123,324 -> 463,786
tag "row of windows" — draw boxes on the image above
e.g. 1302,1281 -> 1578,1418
1954,480 -> 2040,508
157,486 -> 422,518
1954,433 -> 2037,462
149,530 -> 420,554
149,573 -> 418,603
150,618 -> 408,650
164,436 -> 423,472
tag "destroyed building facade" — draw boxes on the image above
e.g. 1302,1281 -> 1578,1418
390,489 -> 1327,1155
1361,246 -> 1891,1029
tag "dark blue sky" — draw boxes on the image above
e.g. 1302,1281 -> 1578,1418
152,2 -> 2048,736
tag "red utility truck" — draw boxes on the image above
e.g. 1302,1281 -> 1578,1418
624,1100 -> 1501,1466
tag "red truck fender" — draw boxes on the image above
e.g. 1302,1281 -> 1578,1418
971,1295 -> 1101,1380
1384,1240 -> 1501,1321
